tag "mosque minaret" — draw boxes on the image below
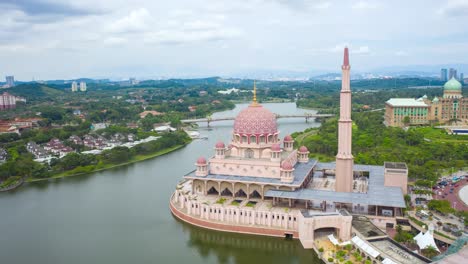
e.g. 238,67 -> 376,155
335,47 -> 354,193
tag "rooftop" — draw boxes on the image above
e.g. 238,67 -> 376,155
384,162 -> 408,170
386,98 -> 428,107
352,215 -> 386,238
265,162 -> 406,208
368,238 -> 431,264
185,159 -> 317,187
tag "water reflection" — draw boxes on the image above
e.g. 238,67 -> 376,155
174,217 -> 323,264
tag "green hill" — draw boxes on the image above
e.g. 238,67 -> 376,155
4,83 -> 65,101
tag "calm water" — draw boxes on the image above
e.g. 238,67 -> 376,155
0,103 -> 322,264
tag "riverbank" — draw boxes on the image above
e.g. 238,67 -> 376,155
0,176 -> 24,192
26,142 -> 190,183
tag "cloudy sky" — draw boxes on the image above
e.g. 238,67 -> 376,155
1,0 -> 468,80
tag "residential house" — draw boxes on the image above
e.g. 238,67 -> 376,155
69,135 -> 83,145
127,133 -> 136,142
0,148 -> 7,162
139,110 -> 164,119
26,142 -> 49,159
188,106 -> 197,112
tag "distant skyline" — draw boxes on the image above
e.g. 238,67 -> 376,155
1,0 -> 468,80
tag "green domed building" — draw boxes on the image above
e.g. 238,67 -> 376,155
443,77 -> 462,99
385,76 -> 467,126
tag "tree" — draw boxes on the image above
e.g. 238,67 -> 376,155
394,225 -> 414,243
421,245 -> 439,259
101,146 -> 133,164
403,116 -> 411,126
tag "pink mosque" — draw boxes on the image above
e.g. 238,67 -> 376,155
170,48 -> 408,249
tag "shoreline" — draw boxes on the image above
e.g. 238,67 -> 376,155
0,177 -> 24,192
25,142 -> 189,184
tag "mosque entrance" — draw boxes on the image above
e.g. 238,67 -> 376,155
250,190 -> 261,199
314,227 -> 338,240
207,187 -> 219,196
221,188 -> 233,197
235,189 -> 247,197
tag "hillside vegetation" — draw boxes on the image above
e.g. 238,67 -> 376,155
294,111 -> 468,181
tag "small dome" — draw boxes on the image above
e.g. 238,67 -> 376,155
215,141 -> 225,148
422,94 -> 428,99
299,146 -> 309,153
271,143 -> 281,151
432,96 -> 439,103
283,135 -> 293,142
281,160 -> 293,170
196,156 -> 207,165
233,105 -> 277,135
444,77 -> 462,91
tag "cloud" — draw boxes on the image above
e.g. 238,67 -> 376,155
353,46 -> 370,54
395,51 -> 409,56
327,44 -> 371,54
107,8 -> 152,33
329,43 -> 350,53
183,20 -> 221,31
438,0 -> 468,17
352,1 -> 379,10
271,0 -> 332,11
144,27 -> 242,45
0,0 -> 102,17
104,37 -> 128,46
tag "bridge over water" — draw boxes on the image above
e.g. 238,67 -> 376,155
181,113 -> 334,126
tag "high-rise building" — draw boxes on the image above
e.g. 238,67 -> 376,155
335,47 -> 354,193
449,68 -> 458,80
460,73 -> 464,84
71,81 -> 78,92
79,81 -> 87,92
440,68 -> 448,81
0,92 -> 17,110
5,76 -> 15,87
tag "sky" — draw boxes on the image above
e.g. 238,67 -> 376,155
1,0 -> 468,80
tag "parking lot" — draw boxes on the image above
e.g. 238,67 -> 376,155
433,174 -> 468,211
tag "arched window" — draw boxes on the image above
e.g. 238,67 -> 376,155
245,148 -> 254,158
250,135 -> 256,144
242,136 -> 248,143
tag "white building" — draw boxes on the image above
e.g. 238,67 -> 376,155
71,81 -> 78,92
79,81 -> 87,92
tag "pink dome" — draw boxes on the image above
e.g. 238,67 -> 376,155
281,160 -> 293,170
215,141 -> 225,148
196,156 -> 207,165
233,105 -> 277,135
271,143 -> 281,151
283,135 -> 293,142
299,146 -> 309,152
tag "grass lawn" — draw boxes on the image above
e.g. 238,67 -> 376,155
416,127 -> 468,143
